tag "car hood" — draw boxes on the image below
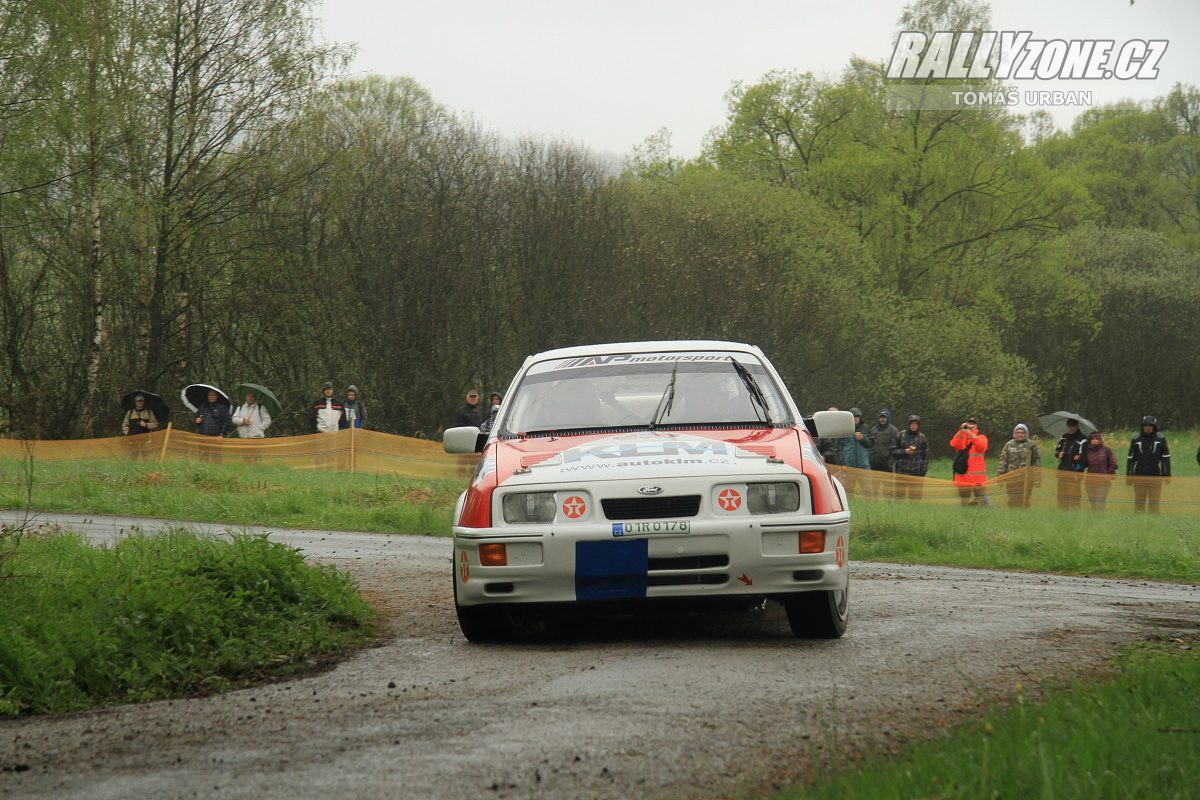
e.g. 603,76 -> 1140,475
491,428 -> 805,487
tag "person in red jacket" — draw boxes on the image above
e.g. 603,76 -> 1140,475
950,417 -> 990,507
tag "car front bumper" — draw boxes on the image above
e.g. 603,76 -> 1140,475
453,514 -> 850,606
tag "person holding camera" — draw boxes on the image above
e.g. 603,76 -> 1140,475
950,417 -> 990,507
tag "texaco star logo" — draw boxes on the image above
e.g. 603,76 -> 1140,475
562,495 -> 587,519
835,535 -> 846,568
717,488 -> 742,512
459,550 -> 470,583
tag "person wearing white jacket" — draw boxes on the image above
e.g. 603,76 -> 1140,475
232,391 -> 272,438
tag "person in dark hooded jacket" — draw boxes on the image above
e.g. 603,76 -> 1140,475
890,414 -> 928,501
341,385 -> 367,429
868,409 -> 900,497
1126,415 -> 1170,514
832,407 -> 872,496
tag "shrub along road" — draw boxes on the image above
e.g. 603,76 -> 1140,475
0,511 -> 1197,799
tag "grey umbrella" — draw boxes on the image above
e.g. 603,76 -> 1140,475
1038,411 -> 1098,438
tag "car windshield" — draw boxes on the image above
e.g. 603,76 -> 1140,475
499,351 -> 793,436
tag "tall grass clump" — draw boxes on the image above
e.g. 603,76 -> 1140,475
0,528 -> 375,716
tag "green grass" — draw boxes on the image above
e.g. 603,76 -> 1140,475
0,458 -> 460,536
0,526 -> 376,716
778,643 -> 1199,800
852,499 -> 1200,583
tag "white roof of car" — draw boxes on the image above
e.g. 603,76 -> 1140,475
530,340 -> 763,361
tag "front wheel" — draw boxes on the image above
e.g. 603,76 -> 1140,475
783,578 -> 849,639
453,564 -> 516,643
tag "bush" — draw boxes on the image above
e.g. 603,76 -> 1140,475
0,528 -> 375,716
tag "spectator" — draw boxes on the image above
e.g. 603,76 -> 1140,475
1126,415 -> 1170,514
311,382 -> 344,433
996,423 -> 1041,508
231,390 -> 272,439
949,417 -> 990,507
342,385 -> 367,429
122,395 -> 159,436
1054,418 -> 1088,510
194,389 -> 231,437
868,409 -> 900,498
479,392 -> 502,434
816,405 -> 842,465
891,414 -> 929,501
833,407 -> 873,495
1082,431 -> 1117,510
455,388 -> 483,428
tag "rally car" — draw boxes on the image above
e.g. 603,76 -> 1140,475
443,340 -> 855,641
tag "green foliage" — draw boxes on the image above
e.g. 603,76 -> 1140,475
779,644 -> 1200,800
0,528 -> 375,716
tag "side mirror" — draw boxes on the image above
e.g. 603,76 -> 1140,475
811,410 -> 855,438
444,426 -> 484,454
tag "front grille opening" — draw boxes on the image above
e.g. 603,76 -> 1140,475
648,554 -> 729,571
601,495 -> 701,520
792,570 -> 823,582
647,573 -> 728,587
484,582 -> 514,595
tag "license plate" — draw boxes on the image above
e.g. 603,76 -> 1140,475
612,520 -> 690,536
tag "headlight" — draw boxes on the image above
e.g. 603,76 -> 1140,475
502,492 -> 556,523
746,482 -> 801,514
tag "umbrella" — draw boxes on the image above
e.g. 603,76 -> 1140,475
235,382 -> 281,419
1038,411 -> 1098,438
120,390 -> 169,422
182,383 -> 230,413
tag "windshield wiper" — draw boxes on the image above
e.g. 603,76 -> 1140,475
650,362 -> 679,429
730,358 -> 772,424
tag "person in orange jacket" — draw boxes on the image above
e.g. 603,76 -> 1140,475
950,416 -> 991,507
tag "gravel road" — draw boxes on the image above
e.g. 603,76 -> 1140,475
1,511 -> 1198,800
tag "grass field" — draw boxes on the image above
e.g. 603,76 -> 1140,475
0,458 -> 460,536
777,642 -> 1199,800
852,499 -> 1200,583
0,528 -> 376,716
2,454 -> 1198,583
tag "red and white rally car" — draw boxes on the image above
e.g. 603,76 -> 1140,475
443,340 -> 856,641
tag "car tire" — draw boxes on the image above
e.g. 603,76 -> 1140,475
784,577 -> 849,639
453,567 -> 515,643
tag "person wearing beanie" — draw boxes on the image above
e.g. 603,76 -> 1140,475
949,416 -> 990,507
1082,431 -> 1117,510
310,381 -> 344,433
890,414 -> 929,501
341,384 -> 367,429
1126,415 -> 1170,514
867,408 -> 901,497
997,423 -> 1041,508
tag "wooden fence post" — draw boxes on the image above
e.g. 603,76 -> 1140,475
158,422 -> 173,464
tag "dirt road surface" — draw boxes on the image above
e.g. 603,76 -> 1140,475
1,511 -> 1197,799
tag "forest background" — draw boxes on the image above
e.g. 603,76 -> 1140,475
0,0 -> 1196,445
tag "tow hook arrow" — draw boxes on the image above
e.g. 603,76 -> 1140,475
738,573 -> 753,586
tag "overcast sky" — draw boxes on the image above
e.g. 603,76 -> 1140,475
316,0 -> 1200,159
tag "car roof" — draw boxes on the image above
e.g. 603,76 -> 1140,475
529,340 -> 764,361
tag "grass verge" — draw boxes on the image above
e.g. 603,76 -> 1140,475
0,526 -> 376,716
0,458 -> 459,536
852,499 -> 1200,583
777,641 -> 1199,800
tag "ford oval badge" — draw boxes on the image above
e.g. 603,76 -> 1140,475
637,485 -> 663,496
